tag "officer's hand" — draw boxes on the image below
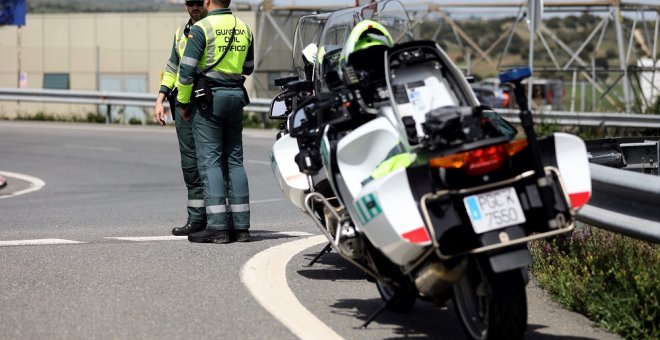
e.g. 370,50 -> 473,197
154,102 -> 166,126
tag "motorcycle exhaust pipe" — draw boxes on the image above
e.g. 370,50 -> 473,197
414,259 -> 467,297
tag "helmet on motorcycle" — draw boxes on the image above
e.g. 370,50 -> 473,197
340,20 -> 394,64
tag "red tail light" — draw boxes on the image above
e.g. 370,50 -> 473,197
464,145 -> 507,175
429,139 -> 528,176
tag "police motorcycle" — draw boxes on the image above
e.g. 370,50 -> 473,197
269,11 -> 331,220
273,1 -> 593,339
269,4 -> 399,256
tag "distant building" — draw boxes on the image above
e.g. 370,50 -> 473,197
0,9 -> 267,121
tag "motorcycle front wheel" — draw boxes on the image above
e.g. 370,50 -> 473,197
452,257 -> 527,340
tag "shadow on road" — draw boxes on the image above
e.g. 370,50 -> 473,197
243,229 -> 300,242
294,245 -> 603,340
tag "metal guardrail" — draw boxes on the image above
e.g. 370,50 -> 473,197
2,88 -> 660,128
0,88 -> 272,113
586,137 -> 659,175
578,163 -> 660,243
496,108 -> 660,129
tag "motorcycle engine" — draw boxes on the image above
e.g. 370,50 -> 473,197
336,221 -> 363,260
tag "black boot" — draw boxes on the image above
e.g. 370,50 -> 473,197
172,221 -> 206,236
188,229 -> 231,244
235,230 -> 250,242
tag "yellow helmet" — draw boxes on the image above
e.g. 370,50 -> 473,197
339,20 -> 394,65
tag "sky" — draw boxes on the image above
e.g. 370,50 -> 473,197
248,1 -> 659,19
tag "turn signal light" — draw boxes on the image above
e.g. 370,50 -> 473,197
429,139 -> 528,176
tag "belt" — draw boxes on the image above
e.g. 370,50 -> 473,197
208,79 -> 242,88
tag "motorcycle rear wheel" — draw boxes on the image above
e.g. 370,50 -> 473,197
452,258 -> 527,340
376,280 -> 417,313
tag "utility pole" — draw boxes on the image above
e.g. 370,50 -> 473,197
613,0 -> 632,112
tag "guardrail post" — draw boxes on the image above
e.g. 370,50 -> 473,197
105,104 -> 111,124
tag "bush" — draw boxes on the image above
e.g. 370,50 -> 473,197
529,226 -> 659,339
243,111 -> 277,129
87,112 -> 106,123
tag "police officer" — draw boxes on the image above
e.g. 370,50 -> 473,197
153,0 -> 208,236
176,0 -> 254,244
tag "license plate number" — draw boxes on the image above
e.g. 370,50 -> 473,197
463,187 -> 526,234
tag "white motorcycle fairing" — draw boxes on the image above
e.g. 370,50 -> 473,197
356,168 -> 430,265
270,134 -> 309,210
542,132 -> 592,210
333,115 -> 430,266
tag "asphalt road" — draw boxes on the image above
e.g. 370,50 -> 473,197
0,121 -> 621,339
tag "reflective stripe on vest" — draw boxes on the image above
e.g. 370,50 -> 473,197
198,15 -> 251,83
161,24 -> 188,89
175,24 -> 188,59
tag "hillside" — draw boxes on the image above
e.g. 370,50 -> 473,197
417,13 -> 652,80
27,0 -> 180,13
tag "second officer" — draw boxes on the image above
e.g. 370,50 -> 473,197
175,0 -> 254,244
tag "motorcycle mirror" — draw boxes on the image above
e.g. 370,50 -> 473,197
289,100 -> 319,138
268,97 -> 288,120
274,75 -> 299,87
286,80 -> 314,93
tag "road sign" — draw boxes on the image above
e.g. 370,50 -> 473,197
0,0 -> 26,26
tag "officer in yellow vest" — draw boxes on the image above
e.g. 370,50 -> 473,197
153,0 -> 208,237
176,0 -> 254,244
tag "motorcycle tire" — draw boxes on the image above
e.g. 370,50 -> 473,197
452,258 -> 527,340
376,280 -> 417,313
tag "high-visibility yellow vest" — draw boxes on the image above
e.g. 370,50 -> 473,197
195,14 -> 251,82
160,23 -> 189,90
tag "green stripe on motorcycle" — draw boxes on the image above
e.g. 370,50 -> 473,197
355,193 -> 382,224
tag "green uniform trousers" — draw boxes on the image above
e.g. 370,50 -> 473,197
192,87 -> 250,231
174,106 -> 206,224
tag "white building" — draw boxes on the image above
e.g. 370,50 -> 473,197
0,9 -> 262,121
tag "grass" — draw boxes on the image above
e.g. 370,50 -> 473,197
529,225 -> 659,339
10,112 -> 111,123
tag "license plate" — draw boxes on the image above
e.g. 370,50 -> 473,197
463,187 -> 526,234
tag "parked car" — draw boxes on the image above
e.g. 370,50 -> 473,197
479,77 -> 566,111
471,84 -> 511,108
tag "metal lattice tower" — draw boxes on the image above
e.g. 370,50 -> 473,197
253,1 -> 660,113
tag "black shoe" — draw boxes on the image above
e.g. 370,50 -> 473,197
188,229 -> 231,244
172,221 -> 206,236
235,230 -> 250,242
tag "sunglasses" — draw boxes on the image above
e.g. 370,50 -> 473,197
185,1 -> 204,6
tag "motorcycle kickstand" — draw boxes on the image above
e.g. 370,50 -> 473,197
304,242 -> 332,267
358,295 -> 396,329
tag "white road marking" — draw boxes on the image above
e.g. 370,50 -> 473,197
250,198 -> 282,204
0,239 -> 84,247
241,235 -> 343,340
0,171 -> 46,199
246,159 -> 270,165
0,121 -> 171,133
277,231 -> 314,237
0,231 -> 315,247
106,236 -> 188,242
105,231 -> 313,242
